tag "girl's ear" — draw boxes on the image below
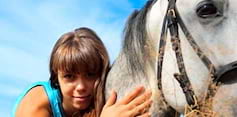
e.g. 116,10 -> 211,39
53,74 -> 60,89
55,80 -> 59,87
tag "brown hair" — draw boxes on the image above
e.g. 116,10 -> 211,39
49,27 -> 110,117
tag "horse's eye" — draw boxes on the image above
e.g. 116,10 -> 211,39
196,2 -> 221,18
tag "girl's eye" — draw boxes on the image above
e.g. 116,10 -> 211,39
86,72 -> 97,78
63,74 -> 74,79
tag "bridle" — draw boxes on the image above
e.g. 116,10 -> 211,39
157,0 -> 237,108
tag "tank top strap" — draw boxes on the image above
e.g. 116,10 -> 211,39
43,81 -> 64,117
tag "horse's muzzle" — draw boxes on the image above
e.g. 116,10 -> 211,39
214,61 -> 237,84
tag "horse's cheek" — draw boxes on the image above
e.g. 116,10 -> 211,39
212,83 -> 237,117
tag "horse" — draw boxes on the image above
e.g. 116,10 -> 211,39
105,0 -> 237,116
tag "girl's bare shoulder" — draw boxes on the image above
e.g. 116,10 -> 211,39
15,86 -> 52,117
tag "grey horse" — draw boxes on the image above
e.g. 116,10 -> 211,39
105,0 -> 237,116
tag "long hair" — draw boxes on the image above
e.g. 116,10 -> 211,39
49,27 -> 110,117
123,0 -> 155,76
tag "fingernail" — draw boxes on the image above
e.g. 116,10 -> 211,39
146,90 -> 152,95
148,112 -> 151,116
137,86 -> 145,91
139,85 -> 145,89
149,99 -> 153,104
110,89 -> 115,94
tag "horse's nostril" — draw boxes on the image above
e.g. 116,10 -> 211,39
232,63 -> 237,67
214,61 -> 237,84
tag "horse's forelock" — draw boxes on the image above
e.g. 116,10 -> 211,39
122,0 -> 155,75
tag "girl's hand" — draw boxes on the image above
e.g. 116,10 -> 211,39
100,86 -> 152,117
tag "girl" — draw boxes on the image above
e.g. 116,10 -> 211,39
13,27 -> 152,117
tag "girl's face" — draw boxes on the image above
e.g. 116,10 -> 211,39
57,70 -> 98,112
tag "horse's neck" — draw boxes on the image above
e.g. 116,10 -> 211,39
105,53 -> 144,103
113,51 -> 169,116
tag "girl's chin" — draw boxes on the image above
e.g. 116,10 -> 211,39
73,103 -> 90,110
72,100 -> 91,110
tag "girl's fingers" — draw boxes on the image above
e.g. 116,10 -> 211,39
137,112 -> 151,117
118,86 -> 145,105
130,98 -> 152,116
127,90 -> 152,109
104,90 -> 117,108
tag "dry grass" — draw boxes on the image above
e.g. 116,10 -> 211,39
183,82 -> 221,117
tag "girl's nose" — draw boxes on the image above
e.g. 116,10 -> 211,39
75,78 -> 87,92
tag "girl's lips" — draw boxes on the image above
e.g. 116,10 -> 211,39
73,95 -> 90,102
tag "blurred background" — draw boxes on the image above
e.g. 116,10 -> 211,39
0,0 -> 146,116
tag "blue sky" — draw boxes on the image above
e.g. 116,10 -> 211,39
0,0 -> 147,116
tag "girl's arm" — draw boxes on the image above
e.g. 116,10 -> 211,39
15,86 -> 51,117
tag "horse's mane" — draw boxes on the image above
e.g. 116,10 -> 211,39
122,0 -> 156,75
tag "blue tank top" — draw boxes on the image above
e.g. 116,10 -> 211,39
12,81 -> 64,117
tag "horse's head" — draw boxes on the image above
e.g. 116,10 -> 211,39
105,0 -> 237,116
146,0 -> 237,114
